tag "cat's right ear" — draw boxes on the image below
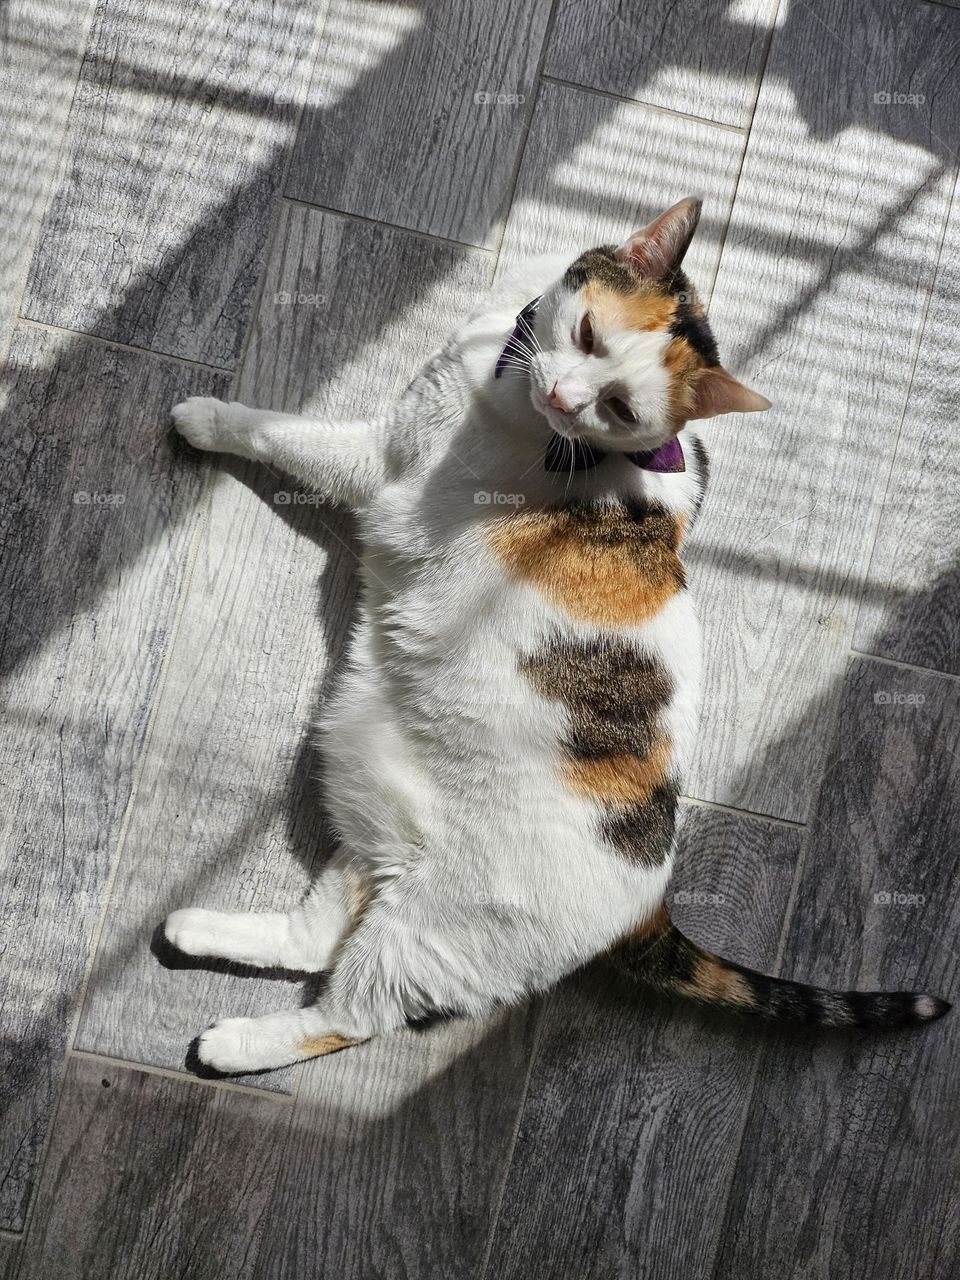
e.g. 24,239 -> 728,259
614,196 -> 703,279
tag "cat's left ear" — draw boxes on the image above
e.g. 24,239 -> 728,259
614,196 -> 702,279
690,366 -> 772,418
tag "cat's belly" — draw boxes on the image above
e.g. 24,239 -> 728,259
318,580 -> 699,993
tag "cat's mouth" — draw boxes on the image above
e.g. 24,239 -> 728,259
530,388 -> 583,440
531,390 -> 665,455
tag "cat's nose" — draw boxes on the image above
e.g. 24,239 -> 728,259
548,382 -> 575,413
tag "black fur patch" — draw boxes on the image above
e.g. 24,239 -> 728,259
520,637 -> 672,761
668,268 -> 719,366
601,782 -> 678,868
563,246 -> 638,294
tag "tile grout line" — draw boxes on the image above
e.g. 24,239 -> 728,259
704,0 -> 781,305
679,793 -> 805,830
231,7 -> 332,383
490,0 -> 562,274
476,1001 -> 550,1280
0,0 -> 99,368
14,316 -> 235,374
68,1048 -> 296,1103
539,72 -> 750,136
281,195 -> 496,257
850,648 -> 960,686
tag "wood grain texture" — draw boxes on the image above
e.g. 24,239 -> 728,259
482,804 -> 800,1280
0,1239 -> 20,1280
0,0 -> 96,354
854,187 -> 960,673
495,79 -> 745,285
285,0 -> 551,247
252,1007 -> 537,1280
21,0 -> 329,366
16,1055 -> 287,1280
545,0 -> 776,127
684,0 -> 960,822
0,325 -> 228,1231
713,659 -> 960,1280
76,206 -> 491,1085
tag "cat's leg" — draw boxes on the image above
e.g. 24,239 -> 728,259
193,902 -> 422,1073
193,960 -> 403,1074
171,396 -> 386,508
164,865 -> 366,972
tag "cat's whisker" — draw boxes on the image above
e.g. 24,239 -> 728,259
515,310 -> 542,353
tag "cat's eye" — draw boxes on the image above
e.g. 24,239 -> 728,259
578,313 -> 594,353
606,396 -> 638,423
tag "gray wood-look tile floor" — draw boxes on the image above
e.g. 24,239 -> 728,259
1,0 -> 959,1274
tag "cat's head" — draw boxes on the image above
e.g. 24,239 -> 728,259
527,197 -> 770,452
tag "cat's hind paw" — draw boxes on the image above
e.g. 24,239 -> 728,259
195,1012 -> 312,1074
196,1017 -> 267,1074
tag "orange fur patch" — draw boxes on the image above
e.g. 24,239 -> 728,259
296,1033 -> 360,1057
664,337 -> 701,425
488,506 -> 684,625
584,279 -> 676,333
562,740 -> 671,805
344,871 -> 374,924
688,956 -> 753,1007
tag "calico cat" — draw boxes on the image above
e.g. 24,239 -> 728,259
165,197 -> 948,1074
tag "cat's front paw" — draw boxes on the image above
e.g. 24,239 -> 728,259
171,396 -> 229,452
164,907 -> 222,958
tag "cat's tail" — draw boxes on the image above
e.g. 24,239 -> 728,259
610,905 -> 950,1028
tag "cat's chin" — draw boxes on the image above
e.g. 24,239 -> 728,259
529,399 -> 668,455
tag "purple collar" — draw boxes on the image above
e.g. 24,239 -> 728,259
545,432 -> 684,473
495,297 -> 685,475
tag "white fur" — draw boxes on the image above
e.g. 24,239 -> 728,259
167,254 -> 708,1074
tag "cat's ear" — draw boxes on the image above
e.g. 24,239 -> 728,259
614,196 -> 702,279
690,366 -> 772,419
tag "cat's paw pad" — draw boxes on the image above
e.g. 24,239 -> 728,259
164,907 -> 223,957
171,396 -> 229,452
196,1017 -> 264,1074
